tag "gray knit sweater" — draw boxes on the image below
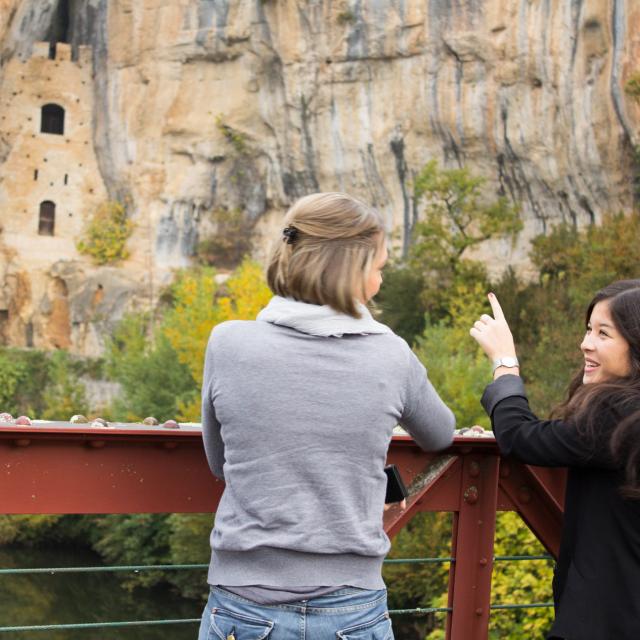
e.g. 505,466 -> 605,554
201,310 -> 455,590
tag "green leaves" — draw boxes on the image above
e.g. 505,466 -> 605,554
413,282 -> 492,429
411,160 -> 521,265
0,353 -> 28,415
105,313 -> 195,423
379,161 -> 522,342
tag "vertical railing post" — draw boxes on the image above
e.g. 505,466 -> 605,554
446,453 -> 500,640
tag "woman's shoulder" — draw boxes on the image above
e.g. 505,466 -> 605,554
362,331 -> 421,371
208,320 -> 264,348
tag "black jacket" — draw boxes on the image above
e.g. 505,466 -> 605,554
482,375 -> 640,640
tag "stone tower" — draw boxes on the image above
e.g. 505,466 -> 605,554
0,41 -> 110,350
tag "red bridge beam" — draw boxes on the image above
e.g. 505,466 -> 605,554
1,422 -> 565,640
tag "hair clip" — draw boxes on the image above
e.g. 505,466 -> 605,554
282,226 -> 298,244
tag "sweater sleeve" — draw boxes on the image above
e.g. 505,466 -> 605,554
481,374 -> 617,469
201,333 -> 225,480
400,352 -> 456,451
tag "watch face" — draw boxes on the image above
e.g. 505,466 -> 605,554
502,357 -> 518,367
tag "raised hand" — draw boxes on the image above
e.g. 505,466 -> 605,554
469,293 -> 517,362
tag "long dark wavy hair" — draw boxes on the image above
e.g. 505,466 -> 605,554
555,279 -> 640,498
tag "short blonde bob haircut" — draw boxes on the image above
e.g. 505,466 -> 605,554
267,192 -> 385,318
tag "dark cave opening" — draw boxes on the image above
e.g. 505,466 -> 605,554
47,0 -> 71,58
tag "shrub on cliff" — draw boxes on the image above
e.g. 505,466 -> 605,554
77,200 -> 134,265
196,207 -> 254,270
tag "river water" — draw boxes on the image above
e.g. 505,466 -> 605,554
0,546 -> 204,640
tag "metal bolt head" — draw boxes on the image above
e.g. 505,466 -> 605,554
463,485 -> 479,504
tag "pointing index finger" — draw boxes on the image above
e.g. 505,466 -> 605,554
488,292 -> 505,321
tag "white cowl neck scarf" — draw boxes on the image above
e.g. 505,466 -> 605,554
256,296 -> 392,337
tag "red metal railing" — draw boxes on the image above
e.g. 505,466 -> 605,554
0,422 -> 565,639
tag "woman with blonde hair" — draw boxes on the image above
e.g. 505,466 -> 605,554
198,192 -> 455,640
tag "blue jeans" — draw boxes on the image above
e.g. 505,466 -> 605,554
198,586 -> 394,640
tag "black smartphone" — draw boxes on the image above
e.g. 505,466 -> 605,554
384,464 -> 408,503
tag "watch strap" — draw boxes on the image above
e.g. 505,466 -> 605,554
492,356 -> 519,374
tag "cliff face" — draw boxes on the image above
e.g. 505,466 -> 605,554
0,0 -> 639,354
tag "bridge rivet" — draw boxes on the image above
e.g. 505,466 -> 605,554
479,557 -> 488,566
475,608 -> 483,616
469,461 -> 480,477
163,441 -> 178,450
89,440 -> 106,449
14,438 -> 31,447
463,486 -> 478,504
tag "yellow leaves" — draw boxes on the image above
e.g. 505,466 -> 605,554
489,512 -> 554,637
162,259 -> 271,388
77,201 -> 134,265
176,396 -> 201,423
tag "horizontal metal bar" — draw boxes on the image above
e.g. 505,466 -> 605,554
384,557 -> 454,565
389,607 -> 451,615
0,619 -> 201,633
0,554 -> 553,576
493,555 -> 553,562
490,602 -> 554,610
0,563 -> 207,575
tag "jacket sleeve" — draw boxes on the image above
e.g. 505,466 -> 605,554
400,352 -> 456,451
481,374 -> 617,468
201,333 -> 225,480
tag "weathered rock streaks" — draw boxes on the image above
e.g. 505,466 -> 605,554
0,0 -> 638,354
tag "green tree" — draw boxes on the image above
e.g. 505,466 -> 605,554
499,211 -> 640,415
413,282 -> 491,429
0,352 -> 29,415
378,161 -> 521,343
41,350 -> 89,420
105,313 -> 195,422
92,514 -> 172,590
0,348 -> 53,416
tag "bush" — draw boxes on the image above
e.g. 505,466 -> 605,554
41,350 -> 89,420
197,208 -> 254,270
77,201 -> 134,265
105,314 -> 195,423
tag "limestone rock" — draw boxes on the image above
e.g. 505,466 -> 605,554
0,0 -> 638,354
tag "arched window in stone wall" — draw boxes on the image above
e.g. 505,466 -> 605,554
38,201 -> 55,236
40,104 -> 65,135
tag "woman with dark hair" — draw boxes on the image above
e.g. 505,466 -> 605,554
470,280 -> 640,640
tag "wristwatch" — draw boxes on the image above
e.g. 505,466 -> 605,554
492,356 -> 519,374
